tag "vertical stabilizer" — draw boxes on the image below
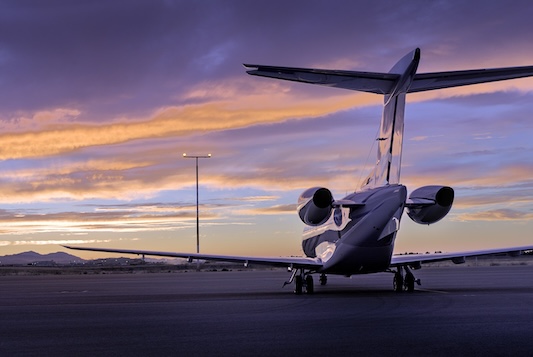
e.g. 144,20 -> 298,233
360,49 -> 419,190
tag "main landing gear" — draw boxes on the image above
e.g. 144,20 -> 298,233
392,265 -> 421,292
284,269 -> 316,295
319,273 -> 328,286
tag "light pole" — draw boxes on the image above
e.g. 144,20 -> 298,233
182,153 -> 211,271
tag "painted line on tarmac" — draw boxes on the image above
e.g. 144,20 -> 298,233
416,288 -> 449,294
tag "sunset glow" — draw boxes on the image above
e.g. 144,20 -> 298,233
1,1 -> 533,259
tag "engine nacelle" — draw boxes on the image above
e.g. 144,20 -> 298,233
406,185 -> 454,225
297,187 -> 334,226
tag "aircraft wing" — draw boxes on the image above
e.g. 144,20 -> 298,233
63,245 -> 323,270
409,65 -> 533,93
390,245 -> 533,267
244,64 -> 399,94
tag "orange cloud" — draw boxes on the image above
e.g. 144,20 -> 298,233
237,204 -> 297,216
2,74 -> 531,163
0,207 -> 218,235
0,86 -> 368,161
456,209 -> 533,221
0,74 -> 530,206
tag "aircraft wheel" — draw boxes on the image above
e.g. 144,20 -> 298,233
305,275 -> 314,294
294,275 -> 303,295
393,272 -> 403,292
404,272 -> 415,292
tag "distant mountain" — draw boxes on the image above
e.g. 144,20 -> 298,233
0,251 -> 85,265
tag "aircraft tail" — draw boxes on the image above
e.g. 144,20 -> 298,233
245,49 -> 533,190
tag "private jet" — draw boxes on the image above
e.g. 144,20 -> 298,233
66,48 -> 533,294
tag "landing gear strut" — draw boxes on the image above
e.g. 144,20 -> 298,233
319,273 -> 327,286
284,269 -> 315,295
404,268 -> 416,292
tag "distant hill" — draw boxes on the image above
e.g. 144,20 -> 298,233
0,251 -> 85,265
0,251 -> 183,266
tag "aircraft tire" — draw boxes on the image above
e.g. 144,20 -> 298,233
305,275 -> 314,294
404,272 -> 415,292
393,272 -> 404,293
294,275 -> 303,295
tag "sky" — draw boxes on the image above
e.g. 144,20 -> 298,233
1,0 -> 533,260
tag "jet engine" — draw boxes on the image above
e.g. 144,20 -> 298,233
406,185 -> 454,225
297,187 -> 334,226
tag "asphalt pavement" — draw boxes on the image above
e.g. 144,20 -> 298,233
1,266 -> 533,356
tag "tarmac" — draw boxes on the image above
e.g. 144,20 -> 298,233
1,265 -> 533,356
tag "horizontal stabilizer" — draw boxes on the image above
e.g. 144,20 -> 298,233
244,64 -> 399,94
245,63 -> 533,95
409,65 -> 533,93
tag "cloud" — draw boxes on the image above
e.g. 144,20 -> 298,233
231,196 -> 279,202
457,209 -> 533,221
0,195 -> 275,238
0,89 -> 367,161
7,239 -> 112,246
1,1 -> 533,255
3,1 -> 533,116
0,204 -> 217,235
454,189 -> 533,209
238,204 -> 297,216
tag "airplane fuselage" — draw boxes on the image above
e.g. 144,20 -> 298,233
303,185 -> 407,275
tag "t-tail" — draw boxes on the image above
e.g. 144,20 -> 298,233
245,48 -> 533,189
